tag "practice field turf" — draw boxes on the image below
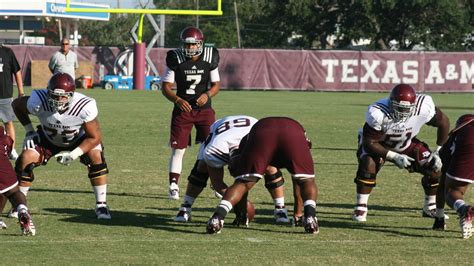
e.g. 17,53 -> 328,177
2,89 -> 473,264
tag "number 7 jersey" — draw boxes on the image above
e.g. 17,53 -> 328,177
27,89 -> 98,148
365,94 -> 436,152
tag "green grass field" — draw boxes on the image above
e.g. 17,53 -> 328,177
2,89 -> 473,264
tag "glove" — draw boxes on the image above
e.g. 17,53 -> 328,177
23,131 -> 40,150
386,150 -> 415,169
54,148 -> 84,166
428,146 -> 443,172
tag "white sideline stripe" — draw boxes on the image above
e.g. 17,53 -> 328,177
0,238 -> 407,244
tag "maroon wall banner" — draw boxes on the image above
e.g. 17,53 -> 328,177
9,45 -> 474,92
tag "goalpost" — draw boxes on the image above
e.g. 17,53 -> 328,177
64,0 -> 223,89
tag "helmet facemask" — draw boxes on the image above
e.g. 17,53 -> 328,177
182,39 -> 203,57
390,99 -> 415,122
48,88 -> 73,112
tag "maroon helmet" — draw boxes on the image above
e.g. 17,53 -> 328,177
180,26 -> 204,57
389,84 -> 417,122
47,73 -> 75,112
450,114 -> 474,135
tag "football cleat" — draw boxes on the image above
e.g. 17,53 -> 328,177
95,204 -> 112,220
352,205 -> 367,222
7,208 -> 18,219
174,206 -> 192,222
168,182 -> 180,200
18,209 -> 36,236
232,213 -> 249,227
303,215 -> 319,234
432,217 -> 446,231
274,207 -> 290,223
292,215 -> 303,227
0,219 -> 7,229
206,214 -> 224,234
459,206 -> 474,239
422,205 -> 449,219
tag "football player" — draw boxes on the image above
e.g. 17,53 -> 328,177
10,73 -> 111,220
206,117 -> 319,235
352,84 -> 450,222
432,114 -> 474,238
0,127 -> 35,235
161,26 -> 220,200
174,115 -> 291,224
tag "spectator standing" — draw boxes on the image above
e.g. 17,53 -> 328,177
48,38 -> 79,79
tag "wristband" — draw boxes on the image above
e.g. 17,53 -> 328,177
205,91 -> 211,98
174,98 -> 181,104
24,123 -> 34,133
386,150 -> 398,160
70,147 -> 84,160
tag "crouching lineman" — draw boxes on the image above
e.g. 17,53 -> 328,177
0,127 -> 35,235
206,117 -> 319,234
432,114 -> 474,238
352,84 -> 450,222
10,73 -> 111,220
174,115 -> 291,224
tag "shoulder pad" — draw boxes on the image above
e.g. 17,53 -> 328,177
166,49 -> 186,71
414,94 -> 435,120
202,46 -> 219,70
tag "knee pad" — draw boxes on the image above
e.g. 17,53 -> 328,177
421,175 -> 439,193
188,165 -> 209,188
88,163 -> 109,180
15,161 -> 36,183
264,170 -> 284,189
354,170 -> 377,187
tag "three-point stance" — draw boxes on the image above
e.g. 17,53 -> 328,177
352,84 -> 449,222
161,26 -> 220,200
11,73 -> 111,220
206,117 -> 319,234
174,115 -> 291,225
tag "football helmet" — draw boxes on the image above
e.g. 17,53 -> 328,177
389,84 -> 417,122
451,114 -> 474,135
180,26 -> 204,57
47,73 -> 75,112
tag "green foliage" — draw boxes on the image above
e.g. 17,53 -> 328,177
2,88 -> 474,264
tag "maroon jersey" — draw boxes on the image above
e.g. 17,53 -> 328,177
230,117 -> 314,180
166,46 -> 219,110
441,123 -> 474,182
0,129 -> 17,193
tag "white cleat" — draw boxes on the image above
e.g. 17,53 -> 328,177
459,206 -> 474,239
168,183 -> 180,200
7,208 -> 18,219
0,219 -> 7,229
95,204 -> 112,220
352,205 -> 367,222
423,206 -> 449,219
274,208 -> 290,223
174,206 -> 192,222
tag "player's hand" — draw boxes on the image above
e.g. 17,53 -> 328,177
428,146 -> 443,172
23,131 -> 40,150
196,93 -> 210,107
54,152 -> 75,166
386,151 -> 414,169
175,98 -> 192,112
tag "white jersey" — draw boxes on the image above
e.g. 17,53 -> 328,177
27,89 -> 98,148
365,94 -> 436,152
198,115 -> 258,168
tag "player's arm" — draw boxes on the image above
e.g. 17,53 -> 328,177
426,107 -> 450,147
196,68 -> 221,107
161,67 -> 192,112
55,118 -> 102,166
12,96 -> 39,150
14,70 -> 25,97
12,96 -> 32,126
362,123 -> 387,157
207,165 -> 227,195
